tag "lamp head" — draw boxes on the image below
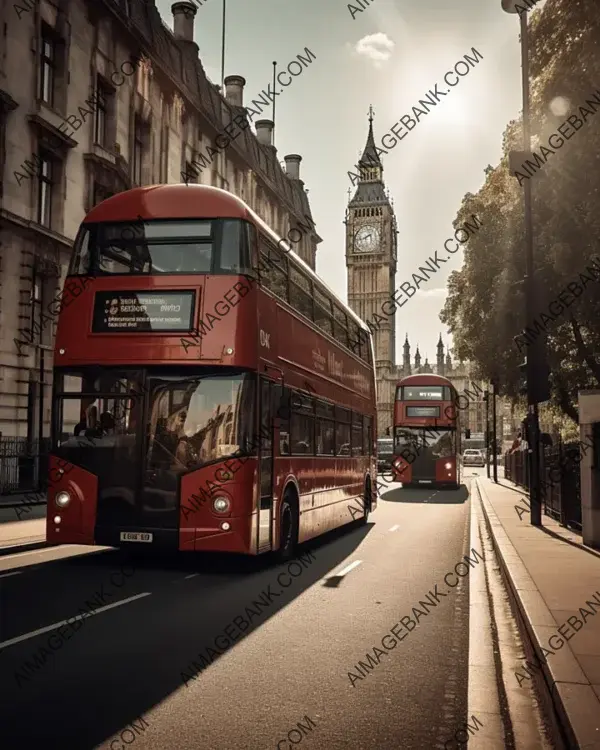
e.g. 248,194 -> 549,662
501,0 -> 520,13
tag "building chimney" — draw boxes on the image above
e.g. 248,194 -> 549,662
171,1 -> 197,43
255,120 -> 274,147
224,75 -> 246,107
284,154 -> 302,180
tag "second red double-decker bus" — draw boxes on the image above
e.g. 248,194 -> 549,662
392,374 -> 461,489
47,184 -> 377,560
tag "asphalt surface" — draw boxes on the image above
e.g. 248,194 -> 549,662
0,471 -> 503,749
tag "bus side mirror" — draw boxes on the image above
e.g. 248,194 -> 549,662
465,429 -> 471,439
385,426 -> 390,436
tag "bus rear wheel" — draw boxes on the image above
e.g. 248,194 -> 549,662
274,490 -> 298,563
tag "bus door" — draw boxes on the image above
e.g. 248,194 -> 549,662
257,377 -> 276,552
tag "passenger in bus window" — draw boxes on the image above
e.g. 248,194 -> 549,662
74,417 -> 87,436
84,405 -> 101,438
99,411 -> 115,436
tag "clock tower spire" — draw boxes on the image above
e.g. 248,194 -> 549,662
344,108 -> 398,436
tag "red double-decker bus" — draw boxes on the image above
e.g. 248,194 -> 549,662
392,374 -> 461,489
47,184 -> 377,559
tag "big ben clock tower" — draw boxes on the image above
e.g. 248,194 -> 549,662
345,107 -> 398,435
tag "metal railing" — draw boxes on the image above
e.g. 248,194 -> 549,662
504,441 -> 582,531
0,437 -> 51,494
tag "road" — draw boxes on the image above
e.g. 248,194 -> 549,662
0,469 -> 554,749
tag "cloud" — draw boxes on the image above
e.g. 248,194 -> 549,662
353,33 -> 395,67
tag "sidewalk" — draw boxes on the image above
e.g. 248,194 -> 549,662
0,516 -> 47,554
476,475 -> 600,749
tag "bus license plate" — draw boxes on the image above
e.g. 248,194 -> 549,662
120,532 -> 153,543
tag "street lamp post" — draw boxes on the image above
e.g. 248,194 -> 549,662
484,389 -> 490,478
492,379 -> 498,483
501,0 -> 542,526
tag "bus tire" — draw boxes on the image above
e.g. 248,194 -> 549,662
358,477 -> 371,526
274,488 -> 298,562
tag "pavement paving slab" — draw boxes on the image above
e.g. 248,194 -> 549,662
0,517 -> 47,555
476,475 -> 600,750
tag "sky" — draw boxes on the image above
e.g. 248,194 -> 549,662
156,0 -> 530,366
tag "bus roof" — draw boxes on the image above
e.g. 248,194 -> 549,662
396,373 -> 455,388
83,184 -> 370,335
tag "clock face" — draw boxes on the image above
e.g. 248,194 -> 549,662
354,225 -> 380,253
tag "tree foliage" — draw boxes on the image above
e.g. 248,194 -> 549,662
440,0 -> 600,425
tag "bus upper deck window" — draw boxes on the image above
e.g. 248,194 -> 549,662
220,220 -> 244,271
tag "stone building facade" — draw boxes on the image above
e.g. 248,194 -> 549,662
345,114 -> 489,436
0,0 -> 320,448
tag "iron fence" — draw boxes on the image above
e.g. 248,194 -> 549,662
504,441 -> 581,531
0,437 -> 51,494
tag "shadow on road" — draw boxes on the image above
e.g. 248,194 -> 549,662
380,485 -> 469,504
0,518 -> 373,749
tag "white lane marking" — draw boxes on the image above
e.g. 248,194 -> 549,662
0,570 -> 22,579
0,592 -> 151,650
335,560 -> 362,577
184,573 -> 199,579
389,525 -> 400,532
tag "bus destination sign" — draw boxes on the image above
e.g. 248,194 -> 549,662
404,386 -> 444,400
406,406 -> 441,418
92,291 -> 195,333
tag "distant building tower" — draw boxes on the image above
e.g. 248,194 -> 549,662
414,346 -> 421,371
403,334 -> 411,375
345,106 -> 398,435
437,335 -> 445,376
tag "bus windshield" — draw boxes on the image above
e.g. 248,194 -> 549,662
53,368 -> 256,478
70,218 -> 252,276
395,426 -> 456,458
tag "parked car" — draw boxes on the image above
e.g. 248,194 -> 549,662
463,449 -> 485,467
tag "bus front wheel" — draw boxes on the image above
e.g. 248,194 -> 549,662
274,490 -> 298,562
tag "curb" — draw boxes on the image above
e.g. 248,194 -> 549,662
0,540 -> 52,557
475,478 -> 600,750
0,501 -> 46,508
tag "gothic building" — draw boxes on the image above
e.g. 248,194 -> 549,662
345,113 -> 480,436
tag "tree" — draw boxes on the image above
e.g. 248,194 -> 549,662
440,0 -> 600,426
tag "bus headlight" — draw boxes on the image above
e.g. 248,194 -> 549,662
213,496 -> 231,514
55,491 -> 71,508
445,462 -> 452,470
